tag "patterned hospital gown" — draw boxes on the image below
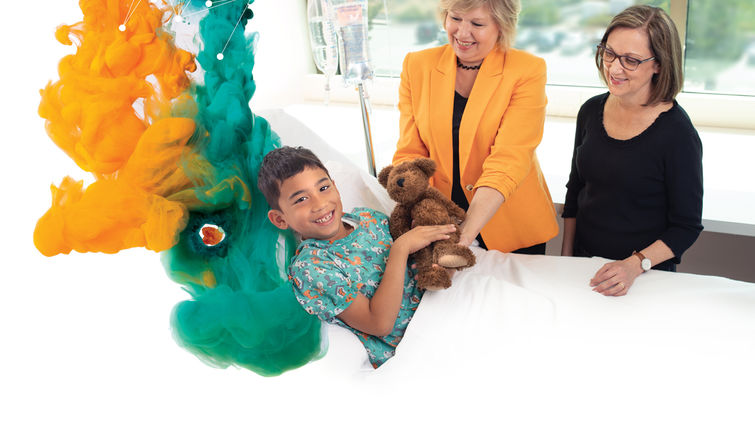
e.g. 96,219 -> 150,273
289,208 -> 423,368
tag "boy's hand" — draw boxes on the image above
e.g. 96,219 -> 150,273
338,224 -> 456,337
393,224 -> 455,255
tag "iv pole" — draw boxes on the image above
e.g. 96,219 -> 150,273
308,0 -> 375,176
357,82 -> 376,177
328,0 -> 376,177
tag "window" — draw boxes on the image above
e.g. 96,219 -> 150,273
364,0 -> 755,97
367,0 -> 440,77
684,0 -> 755,96
515,0 -> 667,87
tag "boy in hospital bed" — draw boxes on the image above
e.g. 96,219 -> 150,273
258,146 -> 455,368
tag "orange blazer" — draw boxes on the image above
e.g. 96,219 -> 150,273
393,44 -> 558,252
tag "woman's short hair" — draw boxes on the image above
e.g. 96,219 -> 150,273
439,0 -> 521,50
596,5 -> 683,105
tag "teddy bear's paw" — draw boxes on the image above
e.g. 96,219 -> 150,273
436,254 -> 469,268
435,244 -> 476,269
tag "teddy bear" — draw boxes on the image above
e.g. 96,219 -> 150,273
378,158 -> 476,290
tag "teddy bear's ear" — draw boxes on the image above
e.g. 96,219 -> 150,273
414,158 -> 436,178
377,165 -> 393,188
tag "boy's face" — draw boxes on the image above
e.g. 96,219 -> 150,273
267,167 -> 349,242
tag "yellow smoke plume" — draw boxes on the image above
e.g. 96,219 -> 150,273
35,0 -> 200,256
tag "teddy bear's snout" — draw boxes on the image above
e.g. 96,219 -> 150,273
396,178 -> 405,188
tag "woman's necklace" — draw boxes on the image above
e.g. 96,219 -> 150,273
457,57 -> 481,70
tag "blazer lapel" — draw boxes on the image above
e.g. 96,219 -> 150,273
429,45 -> 457,179
459,47 -> 505,173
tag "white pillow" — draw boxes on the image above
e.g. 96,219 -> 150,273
258,108 -> 395,216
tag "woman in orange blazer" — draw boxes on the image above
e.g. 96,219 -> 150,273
393,0 -> 558,254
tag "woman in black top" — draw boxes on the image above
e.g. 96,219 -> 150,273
562,5 -> 703,296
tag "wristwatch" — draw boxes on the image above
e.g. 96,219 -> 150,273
632,251 -> 652,272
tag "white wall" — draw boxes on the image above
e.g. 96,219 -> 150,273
248,0 -> 312,109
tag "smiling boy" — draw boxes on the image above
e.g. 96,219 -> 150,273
258,146 -> 455,367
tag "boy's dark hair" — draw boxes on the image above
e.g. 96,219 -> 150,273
257,146 -> 330,210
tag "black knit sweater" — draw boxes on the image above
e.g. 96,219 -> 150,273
563,93 -> 703,268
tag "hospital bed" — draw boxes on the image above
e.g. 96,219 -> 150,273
260,108 -> 755,424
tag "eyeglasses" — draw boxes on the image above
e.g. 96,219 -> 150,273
597,44 -> 655,71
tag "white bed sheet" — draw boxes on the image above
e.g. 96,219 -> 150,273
261,108 -> 755,424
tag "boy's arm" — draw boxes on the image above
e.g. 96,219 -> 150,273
337,224 -> 456,336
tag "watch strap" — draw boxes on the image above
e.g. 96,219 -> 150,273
632,251 -> 650,272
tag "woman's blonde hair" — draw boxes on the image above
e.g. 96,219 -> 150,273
596,5 -> 683,105
439,0 -> 521,50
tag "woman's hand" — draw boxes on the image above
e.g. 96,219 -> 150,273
589,257 -> 643,296
458,186 -> 505,247
457,232 -> 476,247
589,241 -> 673,297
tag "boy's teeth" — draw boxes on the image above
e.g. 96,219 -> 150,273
315,212 -> 332,223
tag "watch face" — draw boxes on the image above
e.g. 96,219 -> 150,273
641,258 -> 652,271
